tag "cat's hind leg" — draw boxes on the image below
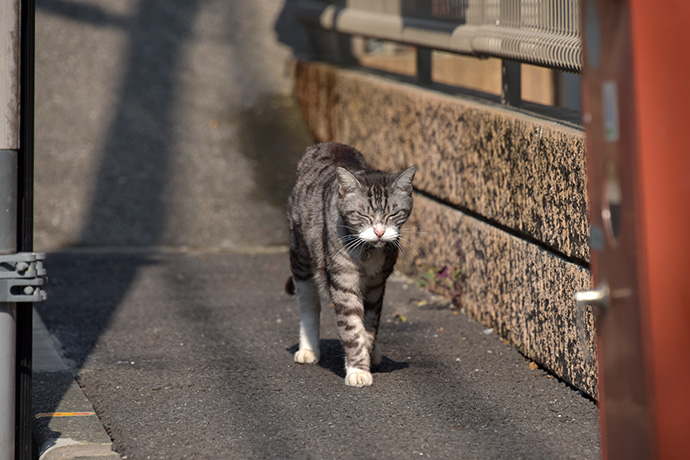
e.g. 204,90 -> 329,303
294,277 -> 321,364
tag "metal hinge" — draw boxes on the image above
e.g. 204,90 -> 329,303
0,252 -> 47,302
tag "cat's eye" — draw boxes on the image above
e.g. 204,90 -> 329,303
348,210 -> 370,223
387,210 -> 404,221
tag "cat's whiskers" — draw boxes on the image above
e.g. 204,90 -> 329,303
397,226 -> 438,236
390,238 -> 409,258
338,227 -> 423,260
335,233 -> 367,258
392,233 -> 421,258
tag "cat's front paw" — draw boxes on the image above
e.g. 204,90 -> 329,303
294,348 -> 319,364
345,369 -> 373,387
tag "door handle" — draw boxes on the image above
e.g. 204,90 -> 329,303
574,282 -> 610,364
575,282 -> 610,310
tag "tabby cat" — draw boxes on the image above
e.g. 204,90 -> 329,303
286,142 -> 416,387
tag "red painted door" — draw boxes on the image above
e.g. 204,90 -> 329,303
581,0 -> 690,458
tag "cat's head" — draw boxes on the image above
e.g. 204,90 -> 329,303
336,165 -> 417,248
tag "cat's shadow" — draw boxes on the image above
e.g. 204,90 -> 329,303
287,339 -> 409,378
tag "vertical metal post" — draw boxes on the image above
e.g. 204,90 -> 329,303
0,150 -> 17,460
0,306 -> 15,460
501,59 -> 522,107
335,33 -> 354,65
16,0 -> 36,457
0,0 -> 23,458
499,0 -> 521,107
416,47 -> 432,84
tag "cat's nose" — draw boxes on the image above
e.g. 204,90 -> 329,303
374,224 -> 385,238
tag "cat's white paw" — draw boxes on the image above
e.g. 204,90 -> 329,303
294,348 -> 319,364
371,345 -> 383,367
345,369 -> 373,387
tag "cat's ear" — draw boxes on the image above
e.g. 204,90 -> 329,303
393,166 -> 417,193
336,167 -> 361,196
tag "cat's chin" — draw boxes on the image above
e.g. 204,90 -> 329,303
364,240 -> 387,249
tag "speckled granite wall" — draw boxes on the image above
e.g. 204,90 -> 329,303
294,61 -> 597,397
295,61 -> 589,263
401,195 -> 597,397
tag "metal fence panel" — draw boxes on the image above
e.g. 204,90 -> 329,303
297,0 -> 582,72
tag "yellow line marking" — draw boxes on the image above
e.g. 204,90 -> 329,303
34,412 -> 95,419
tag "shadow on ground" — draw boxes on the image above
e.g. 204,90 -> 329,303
34,0 -> 311,423
287,339 -> 410,379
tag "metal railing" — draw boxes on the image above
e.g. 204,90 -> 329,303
296,0 -> 582,73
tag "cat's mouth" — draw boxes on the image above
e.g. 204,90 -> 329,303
366,240 -> 387,249
359,225 -> 397,248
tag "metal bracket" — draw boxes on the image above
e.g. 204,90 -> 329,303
0,252 -> 47,302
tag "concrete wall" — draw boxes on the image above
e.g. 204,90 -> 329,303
294,61 -> 597,398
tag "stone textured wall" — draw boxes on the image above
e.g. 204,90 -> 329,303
294,61 -> 597,397
404,195 -> 596,397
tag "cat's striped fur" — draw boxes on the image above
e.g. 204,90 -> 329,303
286,142 -> 416,387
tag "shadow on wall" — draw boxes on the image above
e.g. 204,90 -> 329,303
230,93 -> 312,209
73,0 -> 203,247
274,0 -> 313,59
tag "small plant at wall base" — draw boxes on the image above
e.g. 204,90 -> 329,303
417,264 -> 463,310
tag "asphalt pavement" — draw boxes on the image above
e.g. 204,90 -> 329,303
30,0 -> 600,459
36,248 -> 599,460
